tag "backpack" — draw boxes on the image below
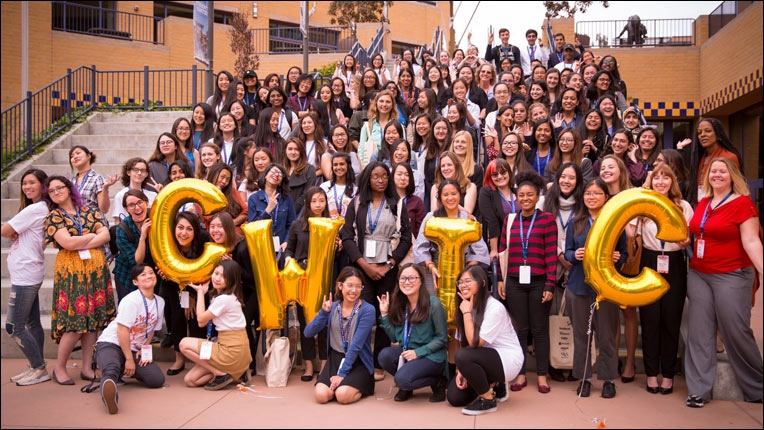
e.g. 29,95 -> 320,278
109,220 -> 136,258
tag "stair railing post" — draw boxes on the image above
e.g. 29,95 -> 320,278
144,65 -> 150,111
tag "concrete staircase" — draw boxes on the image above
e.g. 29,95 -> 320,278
1,110 -> 186,362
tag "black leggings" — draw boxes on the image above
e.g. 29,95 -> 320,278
447,346 -> 505,407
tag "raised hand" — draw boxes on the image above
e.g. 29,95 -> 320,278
322,293 -> 333,312
377,292 -> 390,316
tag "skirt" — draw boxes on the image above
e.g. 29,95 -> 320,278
196,329 -> 252,377
316,348 -> 375,396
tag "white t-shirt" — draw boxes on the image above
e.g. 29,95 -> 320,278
630,199 -> 694,252
208,294 -> 246,331
98,290 -> 165,352
7,201 -> 49,285
457,296 -> 524,382
111,187 -> 157,222
320,181 -> 358,220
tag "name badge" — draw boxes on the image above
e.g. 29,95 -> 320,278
365,239 -> 377,258
519,265 -> 531,284
200,340 -> 213,360
180,291 -> 190,309
272,236 -> 281,251
141,344 -> 153,362
398,354 -> 406,370
696,239 -> 705,259
78,249 -> 92,260
656,255 -> 670,273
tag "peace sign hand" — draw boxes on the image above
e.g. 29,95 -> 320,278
322,293 -> 333,312
148,176 -> 163,193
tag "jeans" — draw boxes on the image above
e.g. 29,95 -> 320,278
5,283 -> 45,369
378,346 -> 444,391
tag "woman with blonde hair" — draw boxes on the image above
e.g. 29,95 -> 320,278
430,151 -> 477,214
450,130 -> 484,192
358,90 -> 400,167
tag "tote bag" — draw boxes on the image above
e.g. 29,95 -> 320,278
498,214 -> 517,283
264,336 -> 293,387
549,294 -> 596,369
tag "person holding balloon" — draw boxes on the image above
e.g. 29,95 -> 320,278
564,178 -> 627,399
684,157 -> 763,407
304,266 -> 376,404
247,163 -> 296,264
496,171 -> 558,394
632,164 -> 693,395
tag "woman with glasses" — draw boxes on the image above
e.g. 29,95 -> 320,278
112,189 -> 154,302
564,178 -> 627,399
377,263 -> 449,402
304,266 -> 376,404
496,171 -> 558,394
44,175 -> 116,384
598,55 -> 627,99
543,128 -> 593,186
339,162 -> 412,382
111,158 -> 157,225
247,163 -> 296,260
148,133 -> 190,192
497,130 -> 533,179
172,117 -> 200,171
479,159 -> 519,264
448,265 -> 523,415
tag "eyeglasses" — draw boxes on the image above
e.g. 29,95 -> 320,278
491,170 -> 508,179
48,185 -> 68,195
126,201 -> 147,210
400,276 -> 420,284
269,170 -> 283,177
603,60 -> 616,66
584,191 -> 605,197
502,140 -> 519,147
456,278 -> 476,287
342,283 -> 363,290
176,127 -> 190,132
371,174 -> 389,181
159,140 -> 175,146
559,137 -> 575,143
131,168 -> 148,174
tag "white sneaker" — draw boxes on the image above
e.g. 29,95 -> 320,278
16,367 -> 51,386
10,366 -> 32,383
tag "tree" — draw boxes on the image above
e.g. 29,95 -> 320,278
543,1 -> 609,18
327,1 -> 391,26
229,12 -> 259,78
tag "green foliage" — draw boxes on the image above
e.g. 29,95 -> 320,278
328,1 -> 391,26
316,63 -> 337,78
543,1 -> 609,18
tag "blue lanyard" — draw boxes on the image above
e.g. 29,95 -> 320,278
297,96 -> 308,112
519,210 -> 538,263
206,320 -> 214,340
277,110 -> 286,133
76,170 -> 93,195
333,185 -> 344,215
559,207 -> 574,232
62,208 -> 84,236
141,293 -> 159,341
367,198 -> 385,234
534,150 -> 550,175
498,190 -> 516,213
337,301 -> 360,353
402,304 -> 416,350
699,191 -> 732,236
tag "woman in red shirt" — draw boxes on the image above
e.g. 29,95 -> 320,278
684,157 -> 763,408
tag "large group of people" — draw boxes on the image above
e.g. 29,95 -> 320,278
3,23 -> 762,417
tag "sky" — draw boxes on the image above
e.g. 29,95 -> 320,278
452,1 -> 722,51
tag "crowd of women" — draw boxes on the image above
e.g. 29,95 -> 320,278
3,29 -> 762,415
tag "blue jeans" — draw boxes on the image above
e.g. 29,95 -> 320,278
378,345 -> 444,391
5,283 -> 45,369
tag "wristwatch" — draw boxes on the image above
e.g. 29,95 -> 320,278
387,260 -> 395,269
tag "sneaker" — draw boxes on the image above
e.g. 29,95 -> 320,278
461,396 -> 498,416
10,366 -> 32,383
601,381 -> 616,398
204,374 -> 234,391
16,367 -> 51,386
686,394 -> 705,408
493,382 -> 509,403
101,379 -> 119,414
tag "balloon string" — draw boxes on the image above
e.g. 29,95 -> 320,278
576,300 -> 597,400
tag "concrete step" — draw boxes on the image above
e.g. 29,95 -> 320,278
0,279 -> 54,317
66,134 -> 161,150
75,121 -> 176,136
88,111 -> 188,123
49,148 -> 157,165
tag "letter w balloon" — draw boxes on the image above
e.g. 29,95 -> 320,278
584,188 -> 687,308
149,179 -> 228,288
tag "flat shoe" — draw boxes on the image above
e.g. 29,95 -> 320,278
646,385 -> 660,394
80,371 -> 100,382
537,384 -> 551,394
301,374 -> 314,382
52,370 -> 74,386
659,386 -> 673,395
167,365 -> 186,376
509,380 -> 527,391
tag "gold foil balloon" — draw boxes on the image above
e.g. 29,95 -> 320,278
149,178 -> 228,288
423,217 -> 482,325
584,188 -> 687,308
242,217 -> 344,330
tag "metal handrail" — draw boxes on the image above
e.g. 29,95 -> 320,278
575,18 -> 696,48
251,25 -> 355,54
1,65 -> 204,177
51,1 -> 165,45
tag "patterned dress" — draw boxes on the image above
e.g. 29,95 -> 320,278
45,205 -> 116,343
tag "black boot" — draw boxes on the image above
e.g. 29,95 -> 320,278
429,376 -> 447,402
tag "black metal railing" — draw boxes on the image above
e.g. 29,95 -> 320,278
709,1 -> 754,38
575,18 -> 696,48
52,1 -> 165,44
1,66 -> 204,177
251,25 -> 355,54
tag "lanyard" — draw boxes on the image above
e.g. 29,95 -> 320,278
297,96 -> 308,112
62,208 -> 84,236
221,140 -> 233,164
277,110 -> 286,133
367,198 -> 386,234
76,170 -> 93,194
559,207 -> 574,232
535,150 -> 550,174
333,185 -> 344,215
206,320 -> 214,340
337,300 -> 360,352
699,191 -> 732,236
141,293 -> 159,341
402,304 -> 416,350
519,210 -> 538,263
498,190 -> 516,213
